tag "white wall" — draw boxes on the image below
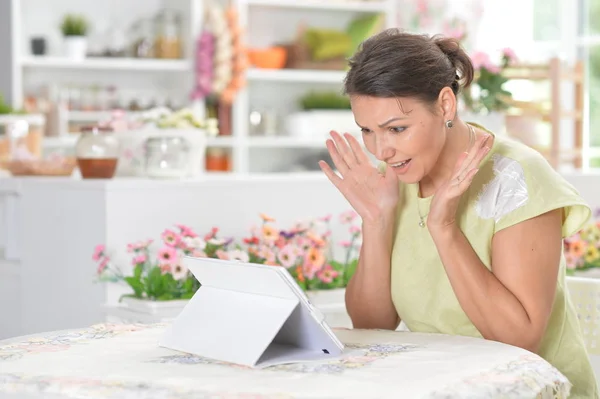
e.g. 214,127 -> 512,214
0,0 -> 15,105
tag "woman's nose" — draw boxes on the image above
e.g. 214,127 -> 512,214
376,142 -> 395,161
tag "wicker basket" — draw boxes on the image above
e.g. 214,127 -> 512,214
5,158 -> 77,176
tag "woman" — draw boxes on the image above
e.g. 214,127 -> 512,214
319,28 -> 598,398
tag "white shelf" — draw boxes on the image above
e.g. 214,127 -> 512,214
247,68 -> 347,84
67,111 -> 144,122
20,57 -> 191,72
245,0 -> 389,12
9,0 -> 396,175
207,136 -> 238,147
248,136 -> 328,148
43,135 -> 238,149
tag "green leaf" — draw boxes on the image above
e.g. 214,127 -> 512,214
144,266 -> 166,300
181,292 -> 195,299
134,264 -> 143,280
123,276 -> 144,298
157,293 -> 175,301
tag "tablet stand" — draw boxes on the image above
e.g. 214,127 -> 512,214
159,258 -> 344,368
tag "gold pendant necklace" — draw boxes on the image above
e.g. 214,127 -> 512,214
416,124 -> 475,228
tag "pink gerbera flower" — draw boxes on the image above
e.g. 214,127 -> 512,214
176,224 -> 198,238
162,229 -> 181,247
317,264 -> 339,284
97,257 -> 110,274
171,263 -> 189,280
277,245 -> 297,268
158,247 -> 178,264
131,254 -> 147,265
92,244 -> 105,261
339,210 -> 358,224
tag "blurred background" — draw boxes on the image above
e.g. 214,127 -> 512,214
4,0 -> 600,346
0,0 -> 596,177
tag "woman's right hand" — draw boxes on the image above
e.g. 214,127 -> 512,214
318,131 -> 400,224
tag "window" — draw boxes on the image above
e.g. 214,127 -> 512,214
582,0 -> 600,151
532,0 -> 600,168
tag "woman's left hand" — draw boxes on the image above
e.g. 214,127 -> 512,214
427,132 -> 491,232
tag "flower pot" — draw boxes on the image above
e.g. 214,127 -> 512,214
120,296 -> 189,318
63,36 -> 87,60
573,269 -> 600,279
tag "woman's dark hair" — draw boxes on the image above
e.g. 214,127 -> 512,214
343,28 -> 474,106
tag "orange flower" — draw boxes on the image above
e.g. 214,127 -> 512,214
307,231 -> 325,247
570,240 -> 586,258
260,213 -> 275,223
295,265 -> 305,283
262,225 -> 278,242
306,247 -> 325,268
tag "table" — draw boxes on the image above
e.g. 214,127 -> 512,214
0,323 -> 570,399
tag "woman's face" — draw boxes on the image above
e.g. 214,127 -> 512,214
350,95 -> 447,184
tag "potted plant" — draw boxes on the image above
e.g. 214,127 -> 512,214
284,91 -> 359,140
460,48 -> 517,134
237,211 -> 360,323
93,211 -> 361,325
94,223 -> 235,318
60,14 -> 89,60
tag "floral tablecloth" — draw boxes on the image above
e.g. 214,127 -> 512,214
0,323 -> 569,399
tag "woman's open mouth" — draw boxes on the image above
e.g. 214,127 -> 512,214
389,159 -> 412,174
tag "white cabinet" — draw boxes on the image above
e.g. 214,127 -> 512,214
0,180 -> 22,339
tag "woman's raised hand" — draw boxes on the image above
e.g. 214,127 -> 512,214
319,131 -> 400,224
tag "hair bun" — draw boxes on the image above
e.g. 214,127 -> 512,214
433,36 -> 474,92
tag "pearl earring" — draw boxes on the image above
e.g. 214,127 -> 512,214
445,120 -> 454,129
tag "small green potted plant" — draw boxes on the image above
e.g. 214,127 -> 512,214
60,14 -> 89,60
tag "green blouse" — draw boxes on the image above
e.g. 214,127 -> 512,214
388,125 -> 598,398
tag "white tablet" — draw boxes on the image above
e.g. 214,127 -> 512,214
158,256 -> 345,368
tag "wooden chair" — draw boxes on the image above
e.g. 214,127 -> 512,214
503,58 -> 585,169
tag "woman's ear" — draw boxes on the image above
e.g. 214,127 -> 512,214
438,87 -> 457,121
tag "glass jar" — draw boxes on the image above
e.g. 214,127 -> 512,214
75,125 -> 119,179
205,148 -> 230,172
131,18 -> 156,58
144,136 -> 190,179
154,9 -> 182,59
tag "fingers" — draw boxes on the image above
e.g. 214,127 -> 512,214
330,131 -> 360,167
318,160 -> 343,188
344,133 -> 371,165
454,133 -> 491,180
457,167 -> 479,189
326,138 -> 350,175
